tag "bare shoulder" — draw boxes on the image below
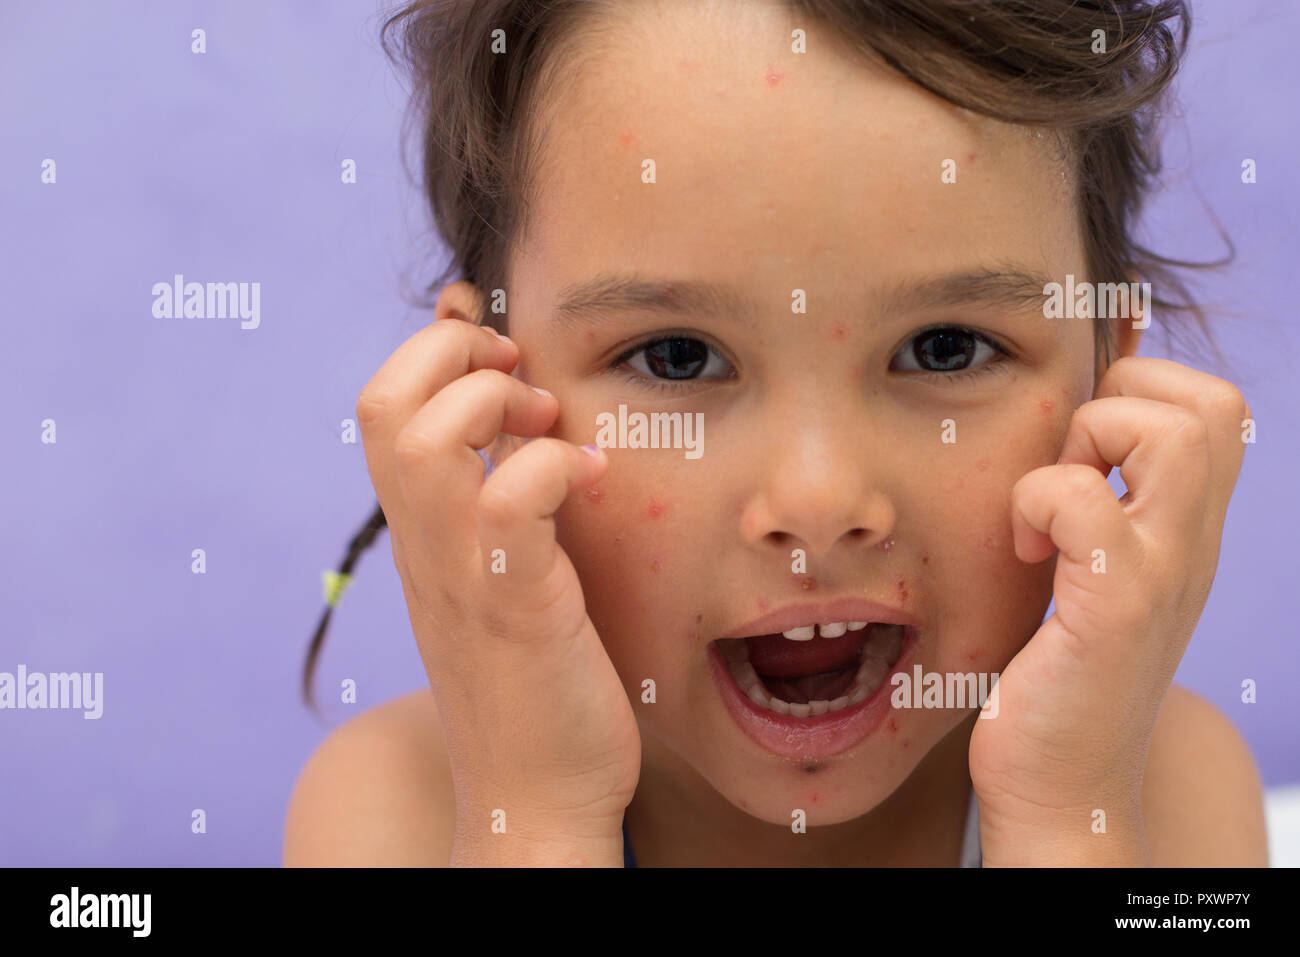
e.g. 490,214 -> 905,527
1141,684 -> 1268,866
283,688 -> 456,867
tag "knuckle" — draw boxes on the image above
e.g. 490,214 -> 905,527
1061,464 -> 1107,501
1206,380 -> 1245,413
1168,411 -> 1210,450
355,384 -> 396,429
477,482 -> 520,526
393,425 -> 439,469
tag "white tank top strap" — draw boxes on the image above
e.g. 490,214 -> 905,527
958,785 -> 982,868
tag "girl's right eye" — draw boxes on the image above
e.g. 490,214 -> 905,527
614,335 -> 735,387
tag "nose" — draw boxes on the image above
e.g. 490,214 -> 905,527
738,410 -> 897,561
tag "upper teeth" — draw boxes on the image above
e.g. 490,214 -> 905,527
781,621 -> 871,641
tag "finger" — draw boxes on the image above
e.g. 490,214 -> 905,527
1093,356 -> 1250,501
394,368 -> 560,558
1012,463 -> 1140,568
357,318 -> 516,547
477,437 -> 607,614
1055,395 -> 1209,537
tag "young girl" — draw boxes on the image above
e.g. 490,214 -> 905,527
284,0 -> 1268,867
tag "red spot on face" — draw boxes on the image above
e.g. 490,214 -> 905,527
1039,397 -> 1055,416
586,487 -> 604,503
966,151 -> 976,164
965,649 -> 977,662
976,459 -> 990,472
794,576 -> 817,591
829,322 -> 848,341
886,717 -> 899,734
983,536 -> 998,550
696,613 -> 703,623
646,498 -> 666,519
650,557 -> 663,573
617,128 -> 634,148
921,553 -> 930,565
901,737 -> 911,749
757,597 -> 771,611
894,575 -> 909,602
765,65 -> 784,87
807,791 -> 820,805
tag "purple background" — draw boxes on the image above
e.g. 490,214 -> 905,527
1,1 -> 1296,866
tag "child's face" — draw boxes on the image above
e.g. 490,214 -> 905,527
500,2 -> 1104,824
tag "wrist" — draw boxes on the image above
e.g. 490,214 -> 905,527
451,803 -> 626,867
978,794 -> 1151,867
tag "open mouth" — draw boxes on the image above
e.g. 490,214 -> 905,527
714,622 -> 905,718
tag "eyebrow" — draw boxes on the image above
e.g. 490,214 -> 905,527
549,266 -> 1052,330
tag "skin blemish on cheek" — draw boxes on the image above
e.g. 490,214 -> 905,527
696,613 -> 703,624
646,498 -> 667,520
650,557 -> 663,573
757,597 -> 771,611
886,717 -> 899,734
894,575 -> 909,603
617,128 -> 635,148
976,459 -> 990,472
966,151 -> 976,164
765,64 -> 784,87
791,575 -> 817,591
921,553 -> 930,565
1039,397 -> 1055,416
829,322 -> 848,341
983,536 -> 998,551
586,487 -> 604,503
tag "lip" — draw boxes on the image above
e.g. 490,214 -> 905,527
718,598 -> 918,640
708,623 -> 921,760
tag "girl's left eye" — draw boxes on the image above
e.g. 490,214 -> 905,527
890,326 -> 1007,378
614,335 -> 734,387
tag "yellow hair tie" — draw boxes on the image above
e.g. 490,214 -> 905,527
322,570 -> 354,607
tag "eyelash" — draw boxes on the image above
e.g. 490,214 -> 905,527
900,325 -> 1013,385
607,326 -> 1013,391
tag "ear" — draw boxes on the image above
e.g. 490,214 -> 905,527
1109,270 -> 1147,360
432,280 -> 516,469
434,279 -> 489,326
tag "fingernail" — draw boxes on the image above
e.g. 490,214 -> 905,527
531,386 -> 552,397
582,444 -> 603,457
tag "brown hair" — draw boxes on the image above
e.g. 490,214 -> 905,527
303,0 -> 1229,709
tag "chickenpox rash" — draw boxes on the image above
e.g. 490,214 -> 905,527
757,597 -> 771,611
921,553 -> 930,565
983,536 -> 998,550
1039,397 -> 1055,416
617,128 -> 635,149
650,557 -> 663,573
791,575 -> 817,591
646,498 -> 667,519
886,716 -> 899,734
894,575 -> 910,603
585,487 -> 604,503
764,64 -> 784,87
976,459 -> 990,472
966,151 -> 976,164
829,322 -> 848,341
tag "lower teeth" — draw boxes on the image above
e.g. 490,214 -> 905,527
723,625 -> 904,717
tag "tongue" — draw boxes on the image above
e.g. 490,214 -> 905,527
746,629 -> 869,677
